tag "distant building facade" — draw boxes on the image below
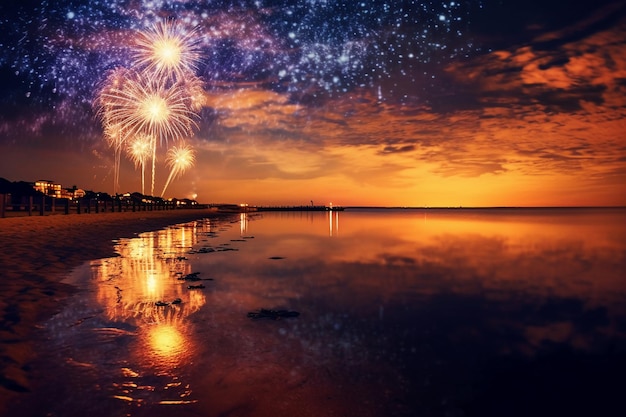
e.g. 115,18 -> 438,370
65,188 -> 86,200
33,180 -> 85,199
34,180 -> 62,198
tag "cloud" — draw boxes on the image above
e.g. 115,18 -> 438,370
379,144 -> 416,155
445,12 -> 626,109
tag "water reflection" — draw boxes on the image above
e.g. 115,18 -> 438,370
148,324 -> 183,361
186,208 -> 626,415
97,221 -> 221,372
20,217 -> 232,417
328,210 -> 339,236
20,208 -> 626,417
240,212 -> 249,235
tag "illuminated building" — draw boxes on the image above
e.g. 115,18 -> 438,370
33,180 -> 62,198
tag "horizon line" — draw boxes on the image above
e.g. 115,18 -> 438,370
247,204 -> 626,210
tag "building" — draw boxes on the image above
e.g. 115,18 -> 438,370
63,187 -> 85,200
33,180 -> 62,198
33,180 -> 85,200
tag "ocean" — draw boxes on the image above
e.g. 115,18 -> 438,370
17,208 -> 626,416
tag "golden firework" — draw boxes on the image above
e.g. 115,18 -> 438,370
100,70 -> 197,143
94,20 -> 204,196
94,67 -> 135,194
161,143 -> 195,197
127,134 -> 153,195
133,20 -> 201,82
179,73 -> 206,112
98,70 -> 198,195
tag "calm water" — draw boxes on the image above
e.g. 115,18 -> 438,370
18,208 -> 626,417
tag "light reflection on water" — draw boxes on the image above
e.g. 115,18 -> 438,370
21,208 -> 626,417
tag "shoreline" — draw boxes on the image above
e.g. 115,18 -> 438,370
0,209 -> 232,411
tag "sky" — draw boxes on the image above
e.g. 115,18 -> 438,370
0,0 -> 625,207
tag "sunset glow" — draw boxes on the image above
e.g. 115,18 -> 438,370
1,1 -> 624,206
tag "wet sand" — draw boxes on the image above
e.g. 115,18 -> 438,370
0,209 -> 228,412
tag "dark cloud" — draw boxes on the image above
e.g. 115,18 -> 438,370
379,144 -> 416,155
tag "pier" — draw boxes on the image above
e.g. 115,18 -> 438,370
255,205 -> 344,212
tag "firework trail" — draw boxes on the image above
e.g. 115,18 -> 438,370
161,144 -> 195,197
102,123 -> 124,195
95,68 -> 134,195
127,134 -> 153,195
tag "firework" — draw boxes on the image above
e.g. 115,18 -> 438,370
161,144 -> 195,197
127,134 -> 153,195
133,20 -> 202,82
98,69 -> 198,194
103,123 -> 125,195
93,20 -> 203,196
95,68 -> 135,195
100,70 -> 197,143
178,72 -> 206,112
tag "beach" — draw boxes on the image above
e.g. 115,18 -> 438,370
1,208 -> 624,417
0,209 -> 228,412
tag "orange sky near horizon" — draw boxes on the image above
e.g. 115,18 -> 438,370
189,12 -> 626,207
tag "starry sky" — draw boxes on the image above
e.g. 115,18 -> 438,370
0,0 -> 625,207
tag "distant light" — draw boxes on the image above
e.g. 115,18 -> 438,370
67,11 -> 75,19
439,15 -> 446,22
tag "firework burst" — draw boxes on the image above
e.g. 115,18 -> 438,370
97,69 -> 198,194
93,19 -> 204,196
100,70 -> 197,143
133,20 -> 202,83
161,143 -> 195,197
